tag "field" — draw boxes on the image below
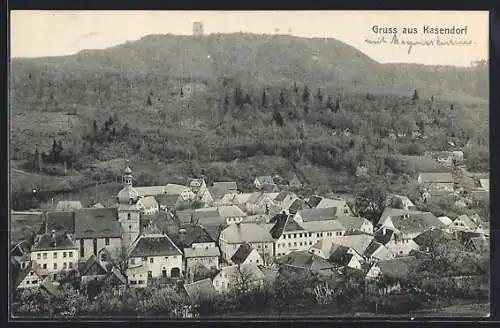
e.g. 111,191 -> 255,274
397,155 -> 448,173
10,167 -> 83,193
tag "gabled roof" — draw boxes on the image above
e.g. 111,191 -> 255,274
213,181 -> 238,191
306,195 -> 323,208
479,179 -> 489,190
269,214 -> 289,239
300,219 -> 344,233
170,225 -> 215,249
261,183 -> 279,192
363,240 -> 385,259
40,278 -> 59,296
129,234 -> 182,257
74,208 -> 121,239
32,232 -> 77,251
255,176 -> 274,185
184,246 -> 221,258
220,223 -> 274,243
231,243 -> 255,264
15,266 -> 42,288
80,254 -> 108,276
375,257 -> 417,280
135,186 -> 166,197
336,216 -> 370,230
413,228 -> 455,248
194,207 -> 219,219
297,207 -> 338,222
329,245 -> 354,267
418,172 -> 454,183
454,214 -> 478,229
217,263 -> 265,282
289,199 -> 306,214
208,187 -> 229,201
137,196 -> 159,209
316,197 -> 348,209
55,201 -> 83,211
278,250 -> 336,271
465,236 -> 489,252
374,227 -> 396,245
218,205 -> 246,218
165,183 -> 190,195
184,278 -> 218,301
274,191 -> 290,202
155,194 -> 180,208
332,234 -> 374,256
391,212 -> 444,234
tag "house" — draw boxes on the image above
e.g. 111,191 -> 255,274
126,264 -> 149,288
79,254 -> 110,285
464,235 -> 489,253
306,195 -> 323,208
40,211 -> 76,237
365,256 -> 417,294
417,172 -> 454,193
184,244 -> 220,276
273,192 -> 299,214
287,173 -> 302,189
219,222 -> 275,263
328,245 -> 363,270
155,194 -> 181,211
316,197 -> 352,215
363,240 -> 394,262
165,183 -> 192,196
230,242 -> 264,265
288,199 -> 306,215
188,178 -> 209,201
212,263 -> 265,293
309,233 -> 373,262
127,233 -> 183,280
136,196 -> 159,215
30,231 -> 79,279
74,208 -> 122,262
11,240 -> 32,269
413,228 -> 459,254
294,207 -> 338,223
15,265 -> 43,290
261,183 -> 280,192
385,194 -> 416,211
277,250 -> 337,277
217,205 -> 247,224
377,207 -> 445,239
254,176 -> 274,190
55,201 -> 83,212
450,214 -> 478,232
183,278 -> 218,302
240,192 -> 281,215
478,178 -> 489,192
336,215 -> 373,234
134,186 -> 166,198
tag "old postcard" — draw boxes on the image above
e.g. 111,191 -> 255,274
9,10 -> 490,319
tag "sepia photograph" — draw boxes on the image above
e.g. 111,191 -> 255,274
9,10 -> 490,319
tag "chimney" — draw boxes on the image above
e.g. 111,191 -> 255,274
51,229 -> 57,246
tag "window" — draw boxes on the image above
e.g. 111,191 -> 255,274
277,244 -> 280,248
105,238 -> 110,246
53,252 -> 57,259
130,258 -> 135,265
80,239 -> 85,258
283,235 -> 287,239
293,234 -> 297,238
148,271 -> 152,278
150,258 -> 154,263
69,262 -> 73,269
256,259 -> 259,263
309,241 -> 313,245
37,253 -> 41,260
63,263 -> 67,270
63,252 -> 67,258
299,233 -> 302,238
299,242 -> 303,246
32,280 -> 38,284
42,264 -> 47,269
29,272 -> 34,276
26,281 -> 30,285
53,263 -> 57,270
308,233 -> 312,237
164,257 -> 169,261
69,252 -> 73,258
128,213 -> 131,220
294,242 -> 297,246
257,244 -> 261,249
265,245 -> 268,249
130,280 -> 137,285
142,257 -> 147,262
129,225 -> 132,229
288,243 -> 291,247
93,239 -> 98,256
43,253 -> 47,259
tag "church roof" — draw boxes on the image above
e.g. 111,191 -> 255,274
117,186 -> 140,204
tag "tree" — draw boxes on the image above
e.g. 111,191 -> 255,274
50,283 -> 91,318
234,85 -> 244,107
273,111 -> 284,127
261,89 -> 267,107
244,93 -> 252,105
317,88 -> 323,102
146,95 -> 152,106
412,89 -> 419,101
302,86 -> 310,103
326,96 -> 334,110
279,89 -> 287,105
180,88 -> 184,98
354,180 -> 389,223
335,99 -> 340,112
293,82 -> 298,93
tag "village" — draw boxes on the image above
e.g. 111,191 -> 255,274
10,146 -> 490,316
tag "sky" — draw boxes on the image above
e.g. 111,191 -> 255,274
10,11 -> 489,66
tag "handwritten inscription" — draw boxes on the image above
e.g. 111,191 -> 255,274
366,25 -> 475,54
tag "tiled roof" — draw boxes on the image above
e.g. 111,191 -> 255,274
220,223 -> 274,244
184,246 -> 220,258
262,183 -> 279,192
297,207 -> 338,222
255,176 -> 274,185
437,216 -> 453,226
419,172 -> 454,183
363,240 -> 384,259
454,214 -> 478,229
376,257 -> 417,280
329,245 -> 353,266
218,263 -> 265,282
137,196 -> 159,209
155,194 -> 180,207
165,184 -> 190,194
269,214 -> 289,239
306,195 -> 323,208
218,205 -> 246,218
194,207 -> 220,219
413,228 -> 454,248
391,212 -> 445,234
300,219 -> 344,233
274,192 -> 289,202
170,225 -> 215,249
184,278 -> 217,301
278,250 -> 336,271
213,181 -> 238,191
55,201 -> 83,211
129,234 -> 182,257
40,278 -> 59,296
135,186 -> 166,197
208,187 -> 228,201
80,254 -> 108,276
32,232 -> 77,251
336,216 -> 369,230
74,208 -> 121,239
283,218 -> 305,232
231,243 -> 254,264
332,234 -> 374,256
289,199 -> 306,214
42,211 -> 75,234
374,227 -> 396,245
316,198 -> 347,209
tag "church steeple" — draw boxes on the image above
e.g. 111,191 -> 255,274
117,160 -> 139,204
